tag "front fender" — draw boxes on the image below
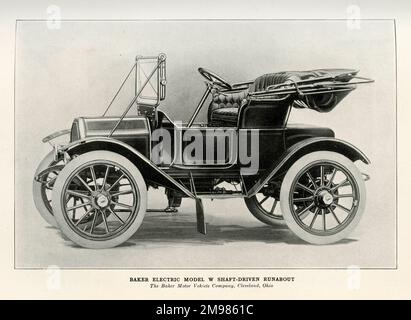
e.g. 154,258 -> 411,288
247,137 -> 370,196
60,137 -> 195,198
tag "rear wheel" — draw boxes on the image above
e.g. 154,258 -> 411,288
244,193 -> 284,226
280,151 -> 366,245
52,151 -> 147,249
32,151 -> 63,227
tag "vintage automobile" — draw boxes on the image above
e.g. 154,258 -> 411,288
33,53 -> 373,248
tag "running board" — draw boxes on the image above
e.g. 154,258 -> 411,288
195,199 -> 206,235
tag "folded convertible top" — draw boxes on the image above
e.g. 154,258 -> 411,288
249,69 -> 372,112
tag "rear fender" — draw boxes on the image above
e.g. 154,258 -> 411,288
247,137 -> 370,196
60,137 -> 195,198
34,164 -> 65,183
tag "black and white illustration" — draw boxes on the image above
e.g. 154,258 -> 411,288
15,20 -> 396,268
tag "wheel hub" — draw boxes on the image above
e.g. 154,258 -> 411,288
315,189 -> 334,208
93,192 -> 110,209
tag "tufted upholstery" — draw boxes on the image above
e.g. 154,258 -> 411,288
207,88 -> 248,126
209,107 -> 239,127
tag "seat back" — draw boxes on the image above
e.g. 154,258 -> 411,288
239,72 -> 295,129
207,88 -> 248,123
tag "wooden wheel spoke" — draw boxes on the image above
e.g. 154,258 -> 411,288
297,202 -> 315,217
67,201 -> 91,212
111,189 -> 134,197
74,207 -> 94,226
334,202 -> 351,213
326,168 -> 337,188
66,190 -> 92,199
296,183 -> 315,194
87,209 -> 97,234
111,201 -> 133,210
101,209 -> 110,233
320,166 -> 324,187
101,165 -> 110,191
328,207 -> 341,225
293,196 -> 314,203
107,174 -> 125,192
108,207 -> 125,224
90,166 -> 98,191
259,196 -> 269,205
331,179 -> 350,192
75,174 -> 94,193
72,199 -> 78,220
270,200 -> 277,214
334,194 -> 353,199
309,208 -> 320,229
306,171 -> 318,189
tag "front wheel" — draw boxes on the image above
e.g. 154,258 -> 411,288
280,151 -> 366,245
52,151 -> 147,249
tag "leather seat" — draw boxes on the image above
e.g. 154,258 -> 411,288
208,89 -> 248,127
207,73 -> 292,127
209,107 -> 240,127
208,70 -> 342,127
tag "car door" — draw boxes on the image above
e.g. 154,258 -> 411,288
178,126 -> 237,167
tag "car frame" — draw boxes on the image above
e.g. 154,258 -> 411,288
33,53 -> 373,248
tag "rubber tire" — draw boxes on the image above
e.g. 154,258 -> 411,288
52,151 -> 147,249
33,151 -> 59,227
280,151 -> 366,245
244,196 -> 285,226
